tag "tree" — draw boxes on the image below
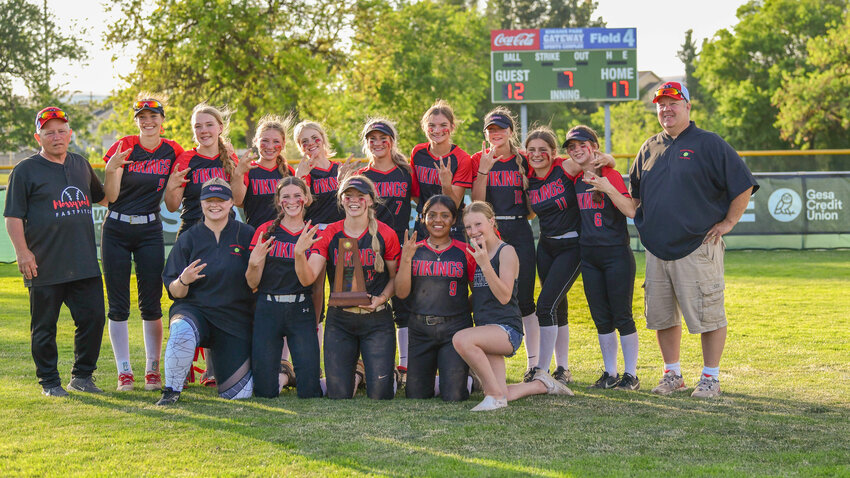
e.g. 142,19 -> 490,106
774,11 -> 850,149
694,0 -> 847,150
0,0 -> 87,152
589,101 -> 657,162
677,29 -> 701,103
104,0 -> 358,149
486,0 -> 603,29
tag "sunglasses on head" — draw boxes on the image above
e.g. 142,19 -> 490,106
655,87 -> 685,99
134,100 -> 163,110
37,108 -> 68,121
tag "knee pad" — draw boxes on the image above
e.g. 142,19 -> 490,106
220,372 -> 253,400
169,317 -> 199,347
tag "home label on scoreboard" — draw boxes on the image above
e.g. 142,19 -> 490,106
490,28 -> 638,103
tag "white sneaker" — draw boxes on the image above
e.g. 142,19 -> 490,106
470,395 -> 508,411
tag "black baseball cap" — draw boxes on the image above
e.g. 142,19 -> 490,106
134,99 -> 166,117
483,113 -> 513,131
562,129 -> 597,149
364,122 -> 395,139
341,177 -> 373,196
200,183 -> 233,201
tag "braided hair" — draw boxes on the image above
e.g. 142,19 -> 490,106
191,103 -> 236,180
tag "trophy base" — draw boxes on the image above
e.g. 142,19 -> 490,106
328,291 -> 372,307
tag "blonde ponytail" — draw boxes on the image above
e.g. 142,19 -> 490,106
368,208 -> 385,273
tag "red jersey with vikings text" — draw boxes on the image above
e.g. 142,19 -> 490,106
358,165 -> 413,240
242,163 -> 295,229
303,161 -> 343,225
470,152 -> 530,217
527,157 -> 580,239
311,220 -> 401,298
573,167 -> 630,247
409,143 -> 473,214
103,136 -> 184,215
174,149 -> 237,230
407,240 -> 475,317
249,221 -> 312,295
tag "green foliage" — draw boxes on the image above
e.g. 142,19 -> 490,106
589,101 -> 657,163
0,0 -> 88,152
677,29 -> 701,103
104,0 -> 358,150
485,0 -> 603,29
773,11 -> 850,149
694,0 -> 847,150
318,0 -> 492,155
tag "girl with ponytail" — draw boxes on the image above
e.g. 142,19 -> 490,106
294,175 -> 401,400
231,114 -> 296,229
356,117 -> 415,385
246,176 -> 323,399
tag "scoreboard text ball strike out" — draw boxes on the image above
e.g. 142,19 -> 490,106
491,28 -> 638,103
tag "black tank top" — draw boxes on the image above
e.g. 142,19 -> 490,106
471,243 -> 522,332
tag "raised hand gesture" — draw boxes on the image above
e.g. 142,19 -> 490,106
166,164 -> 191,190
582,170 -> 616,196
477,141 -> 502,174
436,156 -> 453,188
105,142 -> 132,174
295,152 -> 314,178
249,234 -> 274,267
294,221 -> 322,256
336,154 -> 361,180
466,235 -> 490,265
235,148 -> 259,177
399,230 -> 421,264
179,259 -> 207,285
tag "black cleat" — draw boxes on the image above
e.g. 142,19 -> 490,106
156,387 -> 181,406
68,376 -> 103,393
614,372 -> 640,391
523,367 -> 540,383
588,371 -> 620,389
42,385 -> 69,397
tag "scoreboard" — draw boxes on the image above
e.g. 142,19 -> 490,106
491,28 -> 638,103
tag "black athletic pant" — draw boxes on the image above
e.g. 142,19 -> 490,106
29,276 -> 105,388
101,217 -> 164,321
536,237 -> 581,327
324,306 -> 395,400
252,296 -> 321,398
581,245 -> 637,335
406,313 -> 472,401
496,218 -> 536,316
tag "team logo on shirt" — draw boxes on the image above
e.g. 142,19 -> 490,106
251,178 -> 280,195
311,176 -> 338,194
528,179 -> 565,205
53,186 -> 92,217
678,149 -> 695,160
230,244 -> 243,256
192,167 -> 228,184
473,269 -> 489,288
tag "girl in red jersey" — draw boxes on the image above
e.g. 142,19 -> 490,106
410,100 -> 473,241
230,114 -> 295,229
564,125 -> 640,391
452,201 -> 572,411
102,94 -> 184,392
357,118 -> 414,385
470,107 -> 540,380
396,195 -> 475,401
294,175 -> 401,399
247,176 -> 322,398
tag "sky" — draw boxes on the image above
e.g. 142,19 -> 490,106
29,0 -> 745,97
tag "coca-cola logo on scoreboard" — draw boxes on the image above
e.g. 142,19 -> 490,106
491,29 -> 540,51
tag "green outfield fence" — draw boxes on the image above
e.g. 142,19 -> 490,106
1,150 -> 848,262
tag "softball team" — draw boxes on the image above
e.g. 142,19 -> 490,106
52,98 -> 649,408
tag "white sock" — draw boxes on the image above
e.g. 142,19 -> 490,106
142,319 -> 163,373
620,332 -> 639,376
664,362 -> 681,375
397,327 -> 408,369
434,376 -> 440,396
164,319 -> 198,392
319,377 -> 327,396
701,366 -> 719,380
317,323 -> 324,352
281,339 -> 290,362
522,314 -> 540,369
109,320 -> 132,375
555,325 -> 570,369
598,332 -> 618,375
467,376 -> 473,394
537,326 -> 558,372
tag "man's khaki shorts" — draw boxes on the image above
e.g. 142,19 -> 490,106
643,241 -> 727,334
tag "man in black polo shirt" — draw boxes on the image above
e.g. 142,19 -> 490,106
4,107 -> 107,397
629,83 -> 758,398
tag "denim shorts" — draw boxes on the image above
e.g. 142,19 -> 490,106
496,324 -> 524,357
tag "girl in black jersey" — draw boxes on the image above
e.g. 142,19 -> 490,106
157,179 -> 255,405
357,118 -> 414,385
164,103 -> 239,386
230,115 -> 295,229
396,195 -> 474,401
470,107 -> 540,379
102,95 -> 184,392
247,176 -> 321,398
294,175 -> 401,400
410,100 -> 474,241
453,202 -> 573,411
565,125 -> 640,391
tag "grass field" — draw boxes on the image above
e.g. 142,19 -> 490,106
0,251 -> 848,477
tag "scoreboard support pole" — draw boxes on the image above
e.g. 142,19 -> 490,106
520,104 -> 528,145
604,103 -> 612,154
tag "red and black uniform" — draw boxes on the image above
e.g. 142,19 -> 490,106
102,136 -> 184,324
303,162 -> 343,227
574,167 -> 636,335
527,157 -> 582,328
173,149 -> 237,236
358,164 -> 414,327
405,240 -> 475,401
249,221 -> 321,398
242,163 -> 295,229
310,219 -> 401,400
410,143 -> 473,241
470,152 -> 536,317
4,152 -> 106,389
